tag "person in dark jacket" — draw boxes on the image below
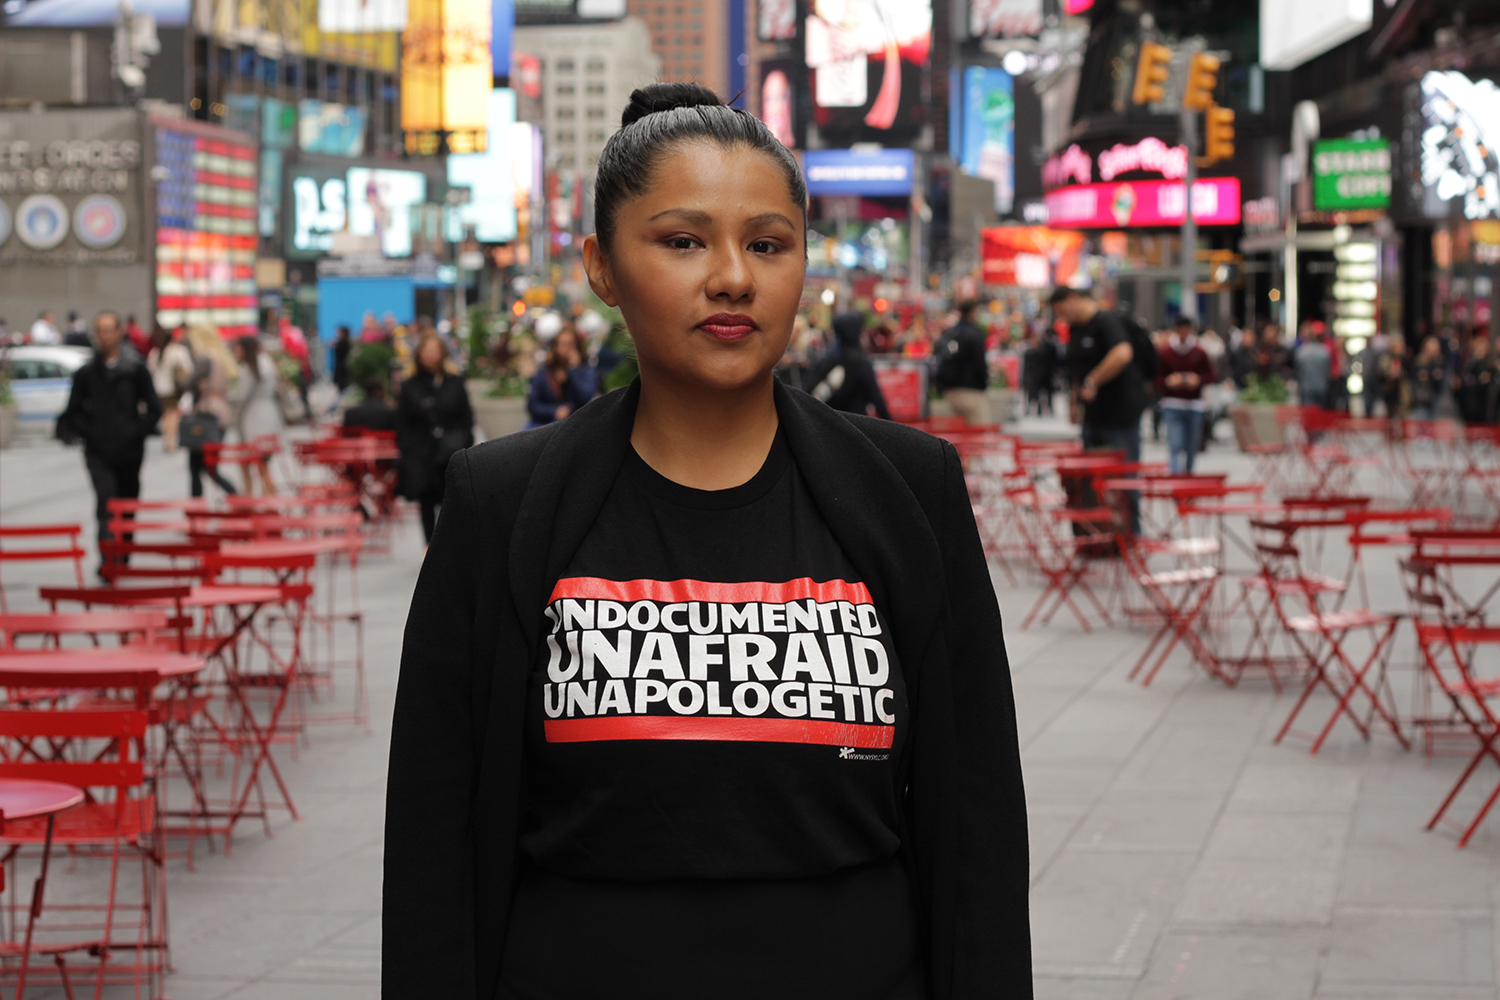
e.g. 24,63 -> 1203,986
332,325 -> 354,392
57,311 -> 162,573
802,310 -> 891,419
1458,335 -> 1498,424
1022,331 -> 1056,415
383,82 -> 1029,1000
397,335 -> 475,542
525,327 -> 598,427
932,300 -> 990,423
344,378 -> 399,433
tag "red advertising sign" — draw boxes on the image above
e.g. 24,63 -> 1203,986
981,226 -> 1085,288
872,361 -> 926,423
1044,177 -> 1242,229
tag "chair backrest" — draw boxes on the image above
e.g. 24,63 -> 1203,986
0,610 -> 170,650
98,540 -> 217,584
0,708 -> 147,794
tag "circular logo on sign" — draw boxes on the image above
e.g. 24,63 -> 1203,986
16,194 -> 68,250
0,201 -> 11,247
74,195 -> 126,249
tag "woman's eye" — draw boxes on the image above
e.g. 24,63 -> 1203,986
749,240 -> 782,254
666,236 -> 700,250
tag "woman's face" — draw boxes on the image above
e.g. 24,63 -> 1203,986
583,140 -> 805,395
554,332 -> 581,368
418,339 -> 445,373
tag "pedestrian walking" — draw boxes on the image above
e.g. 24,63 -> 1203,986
1411,335 -> 1446,421
332,325 -> 353,392
227,335 -> 283,494
28,311 -> 60,345
803,310 -> 892,419
1294,322 -> 1334,409
1458,336 -> 1498,424
932,299 -> 990,424
124,314 -> 150,356
55,312 -> 161,574
146,326 -> 194,451
1023,331 -> 1056,415
1156,316 -> 1215,474
180,325 -> 239,497
63,311 -> 90,347
383,81 -> 1030,1000
397,334 -> 474,542
1379,334 -> 1411,419
1051,287 -> 1148,458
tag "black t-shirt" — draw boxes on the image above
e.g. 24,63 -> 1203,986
500,430 -> 925,1000
1066,310 -> 1149,427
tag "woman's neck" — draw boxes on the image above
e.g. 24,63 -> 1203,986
631,373 -> 779,491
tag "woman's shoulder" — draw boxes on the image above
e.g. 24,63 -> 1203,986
461,423 -> 565,495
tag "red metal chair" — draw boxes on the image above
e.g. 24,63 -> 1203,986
0,705 -> 167,999
0,527 -> 86,613
1258,537 -> 1408,754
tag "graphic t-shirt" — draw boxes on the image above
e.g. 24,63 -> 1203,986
499,430 -> 925,1000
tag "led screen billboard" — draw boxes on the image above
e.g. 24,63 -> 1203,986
1044,178 -> 1242,228
346,168 -> 427,256
806,0 -> 930,145
960,66 -> 1014,213
447,88 -> 518,242
1420,70 -> 1500,221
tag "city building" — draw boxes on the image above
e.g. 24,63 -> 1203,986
512,18 -> 660,173
626,0 -> 728,95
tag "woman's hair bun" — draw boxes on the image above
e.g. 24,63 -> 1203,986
621,82 -> 725,128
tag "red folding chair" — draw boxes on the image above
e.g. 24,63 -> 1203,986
0,527 -> 86,613
1258,538 -> 1408,754
1410,616 -> 1500,847
1101,482 -> 1222,686
0,705 -> 167,999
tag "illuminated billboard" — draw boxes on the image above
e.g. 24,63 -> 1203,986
1420,71 -> 1500,221
1313,138 -> 1391,211
1261,0 -> 1371,72
969,0 -> 1042,39
447,89 -> 518,242
346,168 -> 428,256
981,226 -> 1083,287
4,0 -> 186,25
959,66 -> 1014,213
319,0 -> 407,32
403,0 -> 493,155
1044,178 -> 1242,229
758,58 -> 800,149
758,0 -> 795,40
298,100 -> 368,157
806,0 -> 930,144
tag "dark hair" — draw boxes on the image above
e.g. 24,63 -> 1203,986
237,335 -> 262,381
1047,287 -> 1091,306
94,310 -> 120,328
593,82 -> 806,252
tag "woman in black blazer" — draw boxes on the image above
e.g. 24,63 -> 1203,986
384,83 -> 1030,1000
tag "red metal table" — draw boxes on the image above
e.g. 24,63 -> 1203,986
0,777 -> 85,998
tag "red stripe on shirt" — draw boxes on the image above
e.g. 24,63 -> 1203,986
547,577 -> 874,606
545,715 -> 894,747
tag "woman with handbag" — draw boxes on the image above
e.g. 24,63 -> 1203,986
181,326 -> 240,497
397,333 -> 475,542
228,335 -> 284,494
146,326 -> 195,451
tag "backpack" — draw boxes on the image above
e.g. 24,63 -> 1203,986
1119,313 -> 1159,379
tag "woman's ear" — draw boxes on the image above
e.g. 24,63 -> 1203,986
582,235 -> 617,307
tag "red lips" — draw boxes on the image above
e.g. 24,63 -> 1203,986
697,313 -> 758,342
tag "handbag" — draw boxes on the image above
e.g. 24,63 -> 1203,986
178,412 -> 224,452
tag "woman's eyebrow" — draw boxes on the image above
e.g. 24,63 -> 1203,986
648,208 -> 713,224
745,212 -> 797,229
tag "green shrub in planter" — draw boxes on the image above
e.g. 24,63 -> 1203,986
1239,373 -> 1289,404
349,340 -> 396,394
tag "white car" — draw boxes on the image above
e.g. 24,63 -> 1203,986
1,345 -> 91,433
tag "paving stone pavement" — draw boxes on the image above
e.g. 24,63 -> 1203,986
2,425 -> 1498,998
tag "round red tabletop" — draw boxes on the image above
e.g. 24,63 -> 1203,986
0,647 -> 206,682
0,778 -> 84,822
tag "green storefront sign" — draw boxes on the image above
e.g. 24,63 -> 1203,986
1313,138 -> 1392,211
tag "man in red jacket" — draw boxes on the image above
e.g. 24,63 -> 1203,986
1155,316 -> 1217,474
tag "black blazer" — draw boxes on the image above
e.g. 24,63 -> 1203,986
382,379 -> 1031,999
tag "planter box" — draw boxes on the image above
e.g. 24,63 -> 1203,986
469,388 -> 528,440
1228,403 -> 1283,452
0,403 -> 15,450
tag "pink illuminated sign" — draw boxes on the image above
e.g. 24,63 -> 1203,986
1043,178 -> 1242,229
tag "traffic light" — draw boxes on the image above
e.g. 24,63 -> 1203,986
1200,102 -> 1235,166
1182,52 -> 1221,111
1132,42 -> 1173,106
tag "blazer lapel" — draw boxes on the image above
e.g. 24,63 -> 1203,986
507,381 -> 639,658
774,381 -> 948,682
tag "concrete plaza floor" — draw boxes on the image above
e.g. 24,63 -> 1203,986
1,421 -> 1497,999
